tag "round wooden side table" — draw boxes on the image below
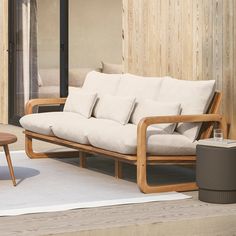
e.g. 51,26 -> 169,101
0,133 -> 17,186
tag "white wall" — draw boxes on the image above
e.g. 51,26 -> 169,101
37,0 -> 122,69
37,0 -> 60,69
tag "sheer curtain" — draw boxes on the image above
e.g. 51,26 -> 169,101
20,0 -> 38,115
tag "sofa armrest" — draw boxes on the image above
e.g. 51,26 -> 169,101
137,114 -> 227,152
25,98 -> 67,115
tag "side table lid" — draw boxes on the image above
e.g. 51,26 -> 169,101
198,138 -> 236,148
0,133 -> 17,145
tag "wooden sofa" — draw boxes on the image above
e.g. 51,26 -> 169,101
21,72 -> 227,193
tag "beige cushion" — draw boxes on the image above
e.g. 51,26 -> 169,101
19,112 -> 74,136
69,68 -> 101,87
38,86 -> 60,98
116,73 -> 165,100
82,71 -> 122,96
38,86 -> 79,98
87,118 -> 196,155
21,112 -> 197,155
94,95 -> 136,125
158,77 -> 216,141
51,113 -> 92,144
101,62 -> 123,74
131,100 -> 181,133
39,69 -> 59,86
38,68 -> 101,89
64,88 -> 97,118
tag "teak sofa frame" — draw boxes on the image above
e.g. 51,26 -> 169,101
23,91 -> 227,193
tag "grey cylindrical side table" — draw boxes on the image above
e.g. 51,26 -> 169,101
196,145 -> 236,204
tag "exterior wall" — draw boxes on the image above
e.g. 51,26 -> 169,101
38,0 -> 122,69
0,0 -> 8,124
123,0 -> 236,138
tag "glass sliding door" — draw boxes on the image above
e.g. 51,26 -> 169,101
68,0 -> 123,88
9,0 -> 39,124
8,0 -> 122,125
8,0 -> 65,125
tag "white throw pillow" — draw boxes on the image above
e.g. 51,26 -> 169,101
94,95 -> 136,125
64,88 -> 98,118
131,99 -> 181,133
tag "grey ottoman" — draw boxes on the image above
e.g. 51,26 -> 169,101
196,145 -> 236,204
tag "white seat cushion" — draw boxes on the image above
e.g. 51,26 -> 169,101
87,118 -> 197,155
19,112 -> 75,136
158,77 -> 215,141
82,71 -> 122,96
51,113 -> 92,144
21,112 -> 196,156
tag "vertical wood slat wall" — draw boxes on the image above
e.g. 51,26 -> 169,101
123,0 -> 236,138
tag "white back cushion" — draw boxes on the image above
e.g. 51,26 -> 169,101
116,73 -> 165,100
94,95 -> 136,125
131,100 -> 181,133
158,77 -> 216,141
82,71 -> 122,96
64,88 -> 97,118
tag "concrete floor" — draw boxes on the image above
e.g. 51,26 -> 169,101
0,124 -> 236,236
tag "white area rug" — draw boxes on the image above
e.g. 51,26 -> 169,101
0,151 -> 191,216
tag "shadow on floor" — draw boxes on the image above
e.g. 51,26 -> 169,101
57,155 -> 196,186
0,166 -> 40,186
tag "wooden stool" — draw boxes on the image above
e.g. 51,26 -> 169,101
0,133 -> 17,186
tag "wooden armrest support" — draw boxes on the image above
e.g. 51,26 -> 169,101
138,114 -> 227,143
25,98 -> 67,115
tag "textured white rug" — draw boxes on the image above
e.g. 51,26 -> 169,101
0,151 -> 191,216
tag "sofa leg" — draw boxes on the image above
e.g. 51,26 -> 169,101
79,152 -> 87,168
115,160 -> 122,179
25,134 -> 80,159
137,148 -> 197,193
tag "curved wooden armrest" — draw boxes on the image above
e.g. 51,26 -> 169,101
25,98 -> 67,115
138,114 -> 227,140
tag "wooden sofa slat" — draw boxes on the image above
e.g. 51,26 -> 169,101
147,162 -> 195,166
147,156 -> 196,161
